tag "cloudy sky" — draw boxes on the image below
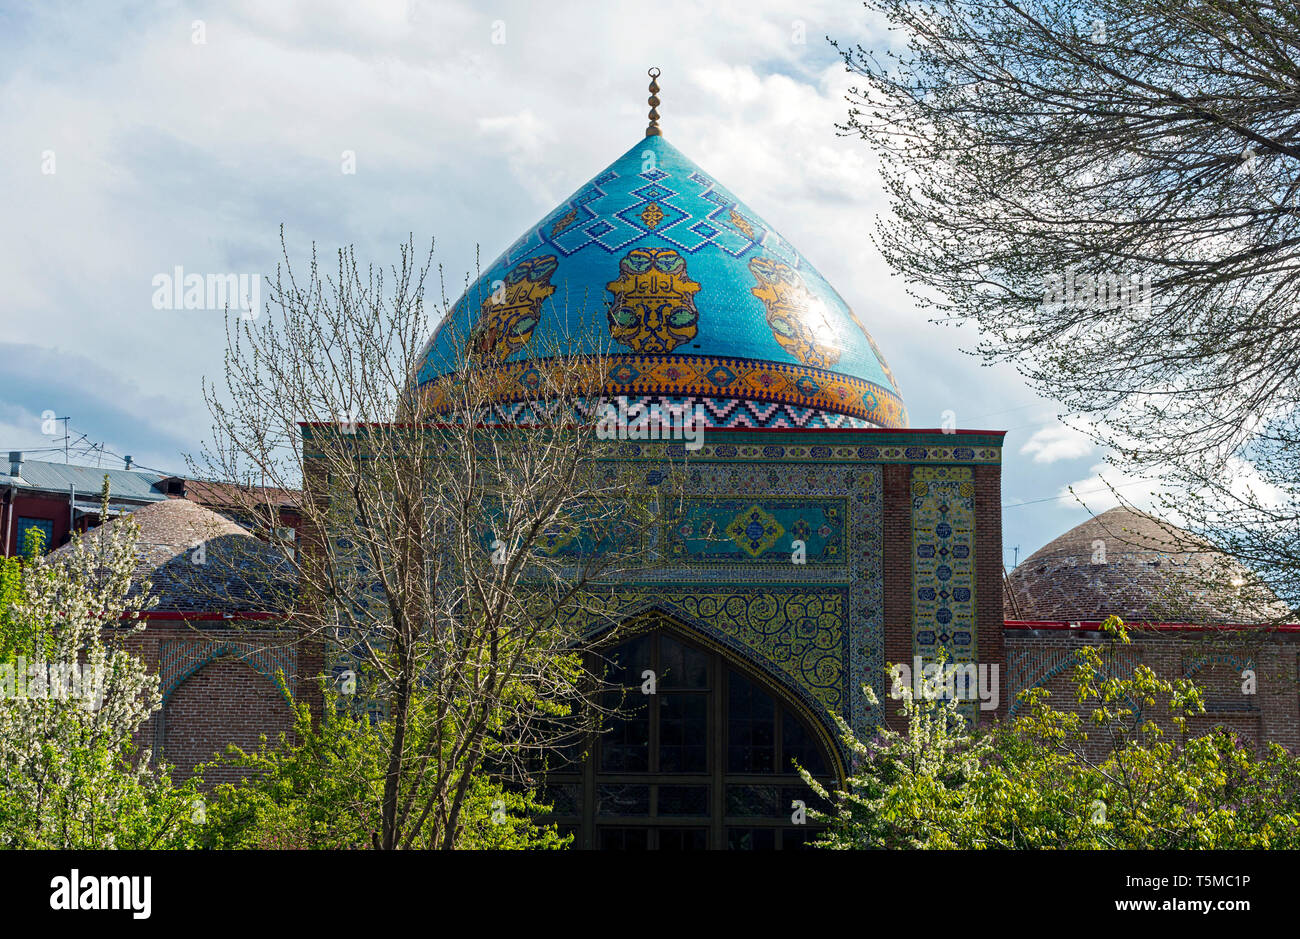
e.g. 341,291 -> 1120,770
0,0 -> 1153,562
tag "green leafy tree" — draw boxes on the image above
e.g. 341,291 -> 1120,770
198,683 -> 568,850
805,618 -> 1300,849
1,524 -> 49,661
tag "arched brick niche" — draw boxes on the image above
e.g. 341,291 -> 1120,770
159,658 -> 296,785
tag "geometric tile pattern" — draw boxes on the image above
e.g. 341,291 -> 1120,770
556,586 -> 849,725
419,351 -> 906,428
589,452 -> 885,744
665,497 -> 846,566
598,432 -> 1004,464
911,465 -> 977,669
476,394 -> 879,429
415,135 -> 906,428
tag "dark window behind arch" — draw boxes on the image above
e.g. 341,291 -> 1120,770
543,627 -> 835,850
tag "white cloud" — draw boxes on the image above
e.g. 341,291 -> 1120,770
1019,424 -> 1095,464
1055,453 -> 1290,533
1222,455 -> 1289,510
0,0 -> 1081,558
1057,462 -> 1160,513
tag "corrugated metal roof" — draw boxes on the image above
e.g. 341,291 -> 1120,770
0,458 -> 170,503
72,501 -> 132,517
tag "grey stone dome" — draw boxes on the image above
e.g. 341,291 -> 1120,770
53,498 -> 294,614
1006,507 -> 1290,625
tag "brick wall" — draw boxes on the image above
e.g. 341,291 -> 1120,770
123,620 -> 305,786
974,463 -> 1005,725
1004,627 -> 1300,753
161,658 -> 297,785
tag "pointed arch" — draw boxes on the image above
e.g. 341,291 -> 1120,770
547,611 -> 842,849
591,606 -> 845,782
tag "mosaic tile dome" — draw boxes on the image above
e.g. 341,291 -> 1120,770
416,134 -> 907,429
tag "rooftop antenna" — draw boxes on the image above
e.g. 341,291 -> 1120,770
645,67 -> 662,137
1003,564 -> 1024,619
56,416 -> 71,463
66,430 -> 89,464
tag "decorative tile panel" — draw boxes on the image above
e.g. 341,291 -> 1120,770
911,466 -> 977,668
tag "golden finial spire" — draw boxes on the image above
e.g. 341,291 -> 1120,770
645,67 -> 662,137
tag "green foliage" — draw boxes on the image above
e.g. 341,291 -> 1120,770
197,682 -> 569,850
453,774 -> 570,851
0,552 -> 21,661
0,523 -> 51,661
807,618 -> 1300,849
0,477 -> 203,849
0,737 -> 203,850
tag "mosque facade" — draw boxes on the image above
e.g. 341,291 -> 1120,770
408,105 -> 1008,847
64,85 -> 1298,849
405,94 -> 1300,844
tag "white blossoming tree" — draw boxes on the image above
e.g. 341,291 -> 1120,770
799,660 -> 993,850
0,481 -> 200,848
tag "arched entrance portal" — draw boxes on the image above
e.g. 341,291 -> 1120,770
544,626 -> 836,849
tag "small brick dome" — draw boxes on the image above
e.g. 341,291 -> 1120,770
1006,506 -> 1290,625
54,498 -> 293,613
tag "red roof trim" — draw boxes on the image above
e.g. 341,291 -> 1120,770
1004,619 -> 1300,633
135,611 -> 281,622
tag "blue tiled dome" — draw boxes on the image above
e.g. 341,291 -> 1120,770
416,135 -> 906,429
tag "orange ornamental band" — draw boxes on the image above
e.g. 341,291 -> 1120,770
417,354 -> 909,429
